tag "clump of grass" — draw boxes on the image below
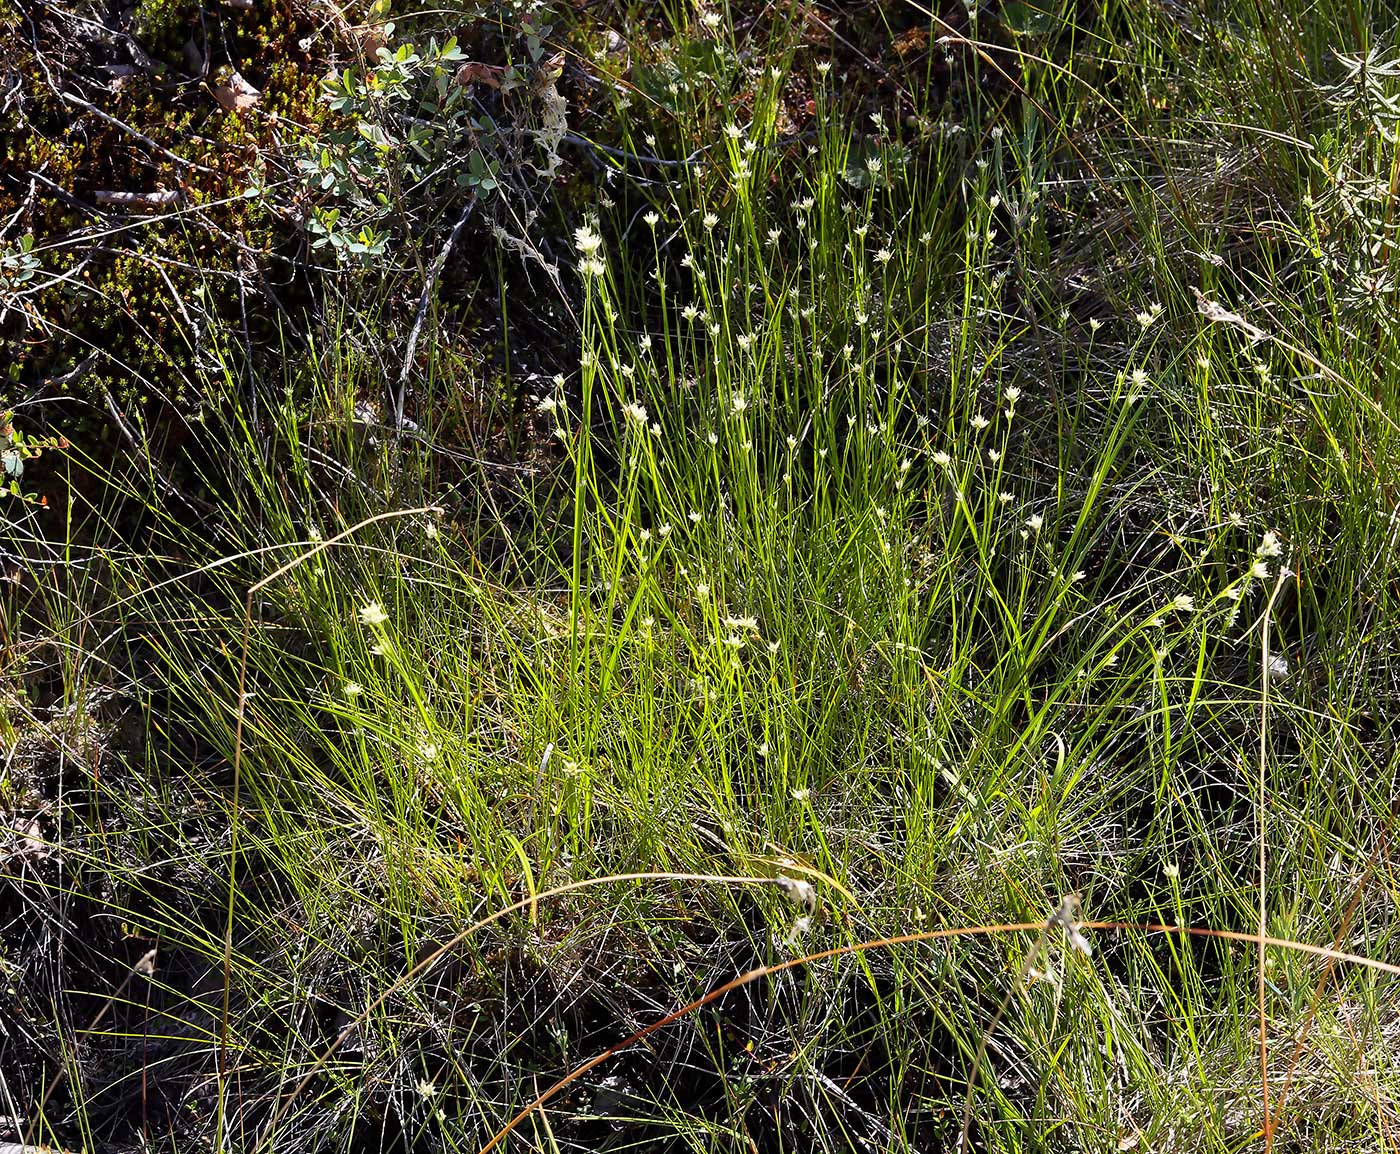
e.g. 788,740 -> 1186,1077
5,2 -> 1400,1152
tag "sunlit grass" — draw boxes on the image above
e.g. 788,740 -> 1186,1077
5,1 -> 1400,1151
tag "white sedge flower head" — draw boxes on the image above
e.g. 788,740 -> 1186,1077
1135,302 -> 1163,328
643,211 -> 660,228
730,391 -> 748,414
1250,559 -> 1270,580
702,211 -> 719,230
1259,530 -> 1283,557
1172,593 -> 1195,612
623,401 -> 649,424
971,414 -> 989,430
1025,513 -> 1044,532
1003,385 -> 1022,405
574,225 -> 604,257
359,602 -> 388,627
932,450 -> 951,468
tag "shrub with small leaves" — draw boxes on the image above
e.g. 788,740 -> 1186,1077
296,7 -> 570,266
1,410 -> 69,505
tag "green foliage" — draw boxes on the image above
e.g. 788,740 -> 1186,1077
130,0 -> 187,46
0,234 -> 38,296
299,35 -> 473,262
0,409 -> 68,503
631,34 -> 741,113
296,7 -> 569,264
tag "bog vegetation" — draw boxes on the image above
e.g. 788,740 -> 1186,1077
3,0 -> 1400,1151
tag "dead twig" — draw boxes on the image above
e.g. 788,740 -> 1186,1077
92,189 -> 184,210
393,197 -> 476,429
58,92 -> 218,176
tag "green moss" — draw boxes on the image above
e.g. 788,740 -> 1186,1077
1,0 -> 331,408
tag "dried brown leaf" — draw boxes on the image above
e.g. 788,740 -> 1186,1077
211,70 -> 261,112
